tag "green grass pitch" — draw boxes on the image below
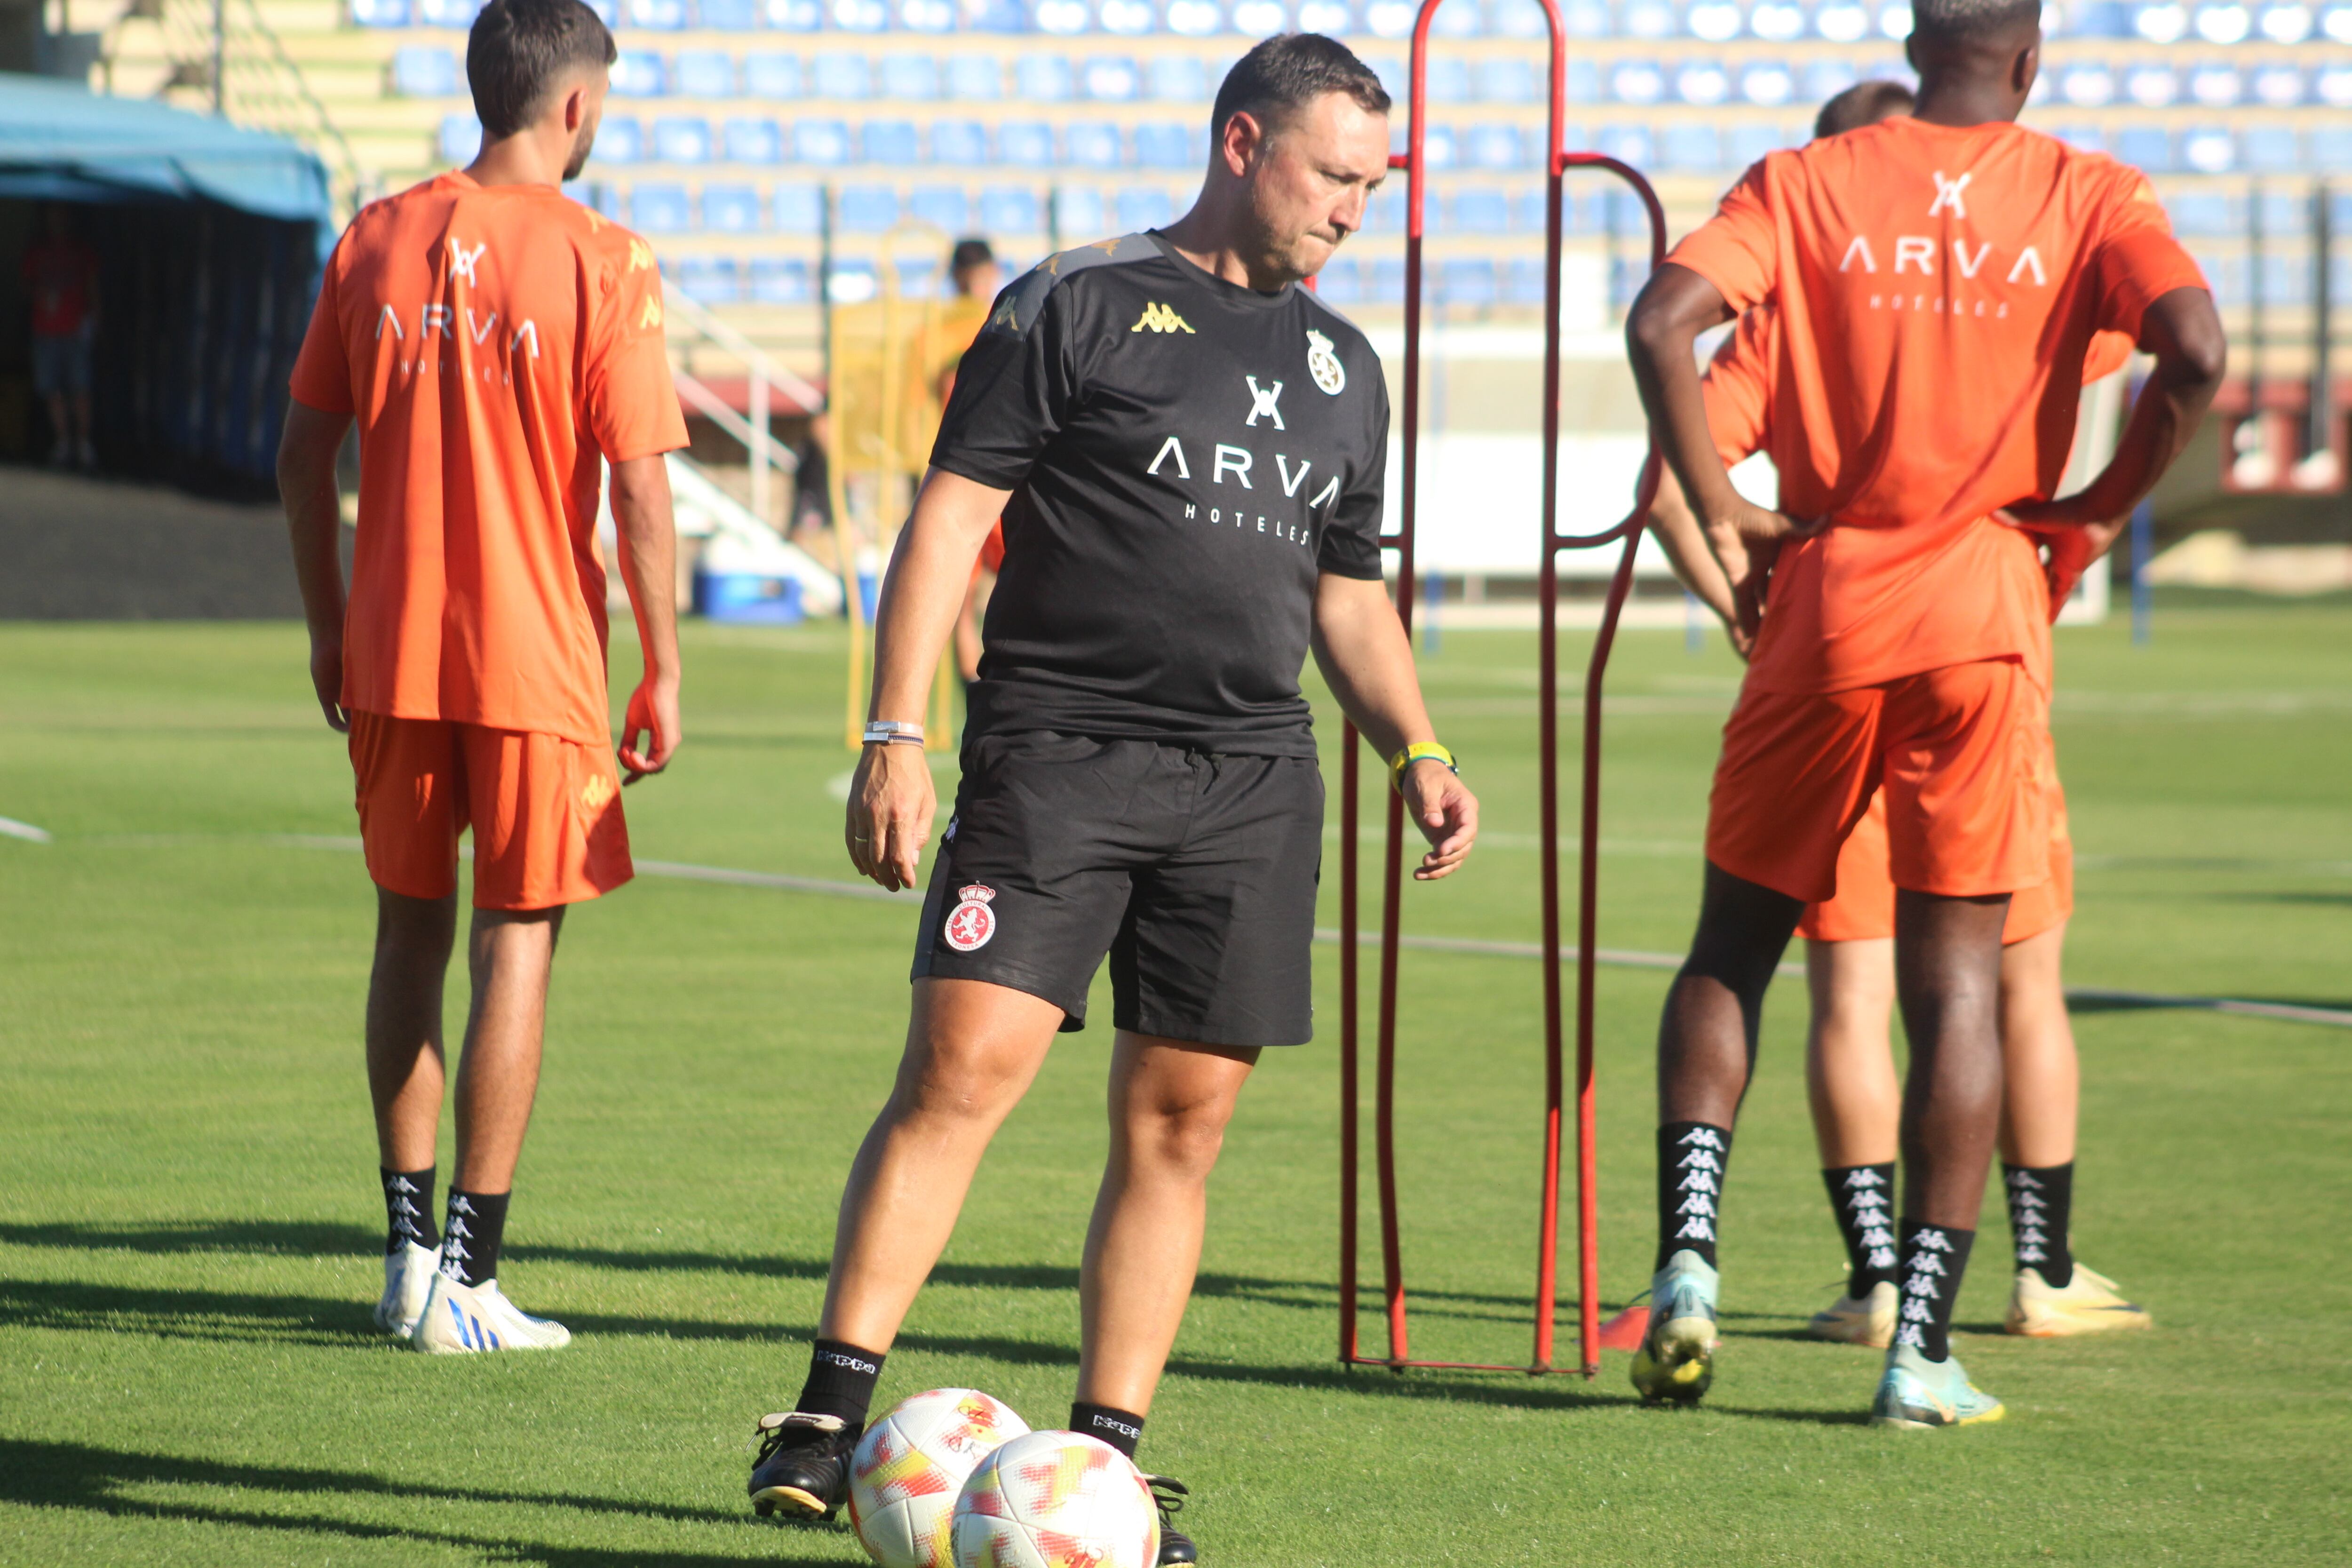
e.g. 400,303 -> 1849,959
1,601 -> 2346,1566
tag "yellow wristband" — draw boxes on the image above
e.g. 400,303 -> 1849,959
1389,741 -> 1458,792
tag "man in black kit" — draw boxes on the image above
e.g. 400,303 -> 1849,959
746,34 -> 1478,1564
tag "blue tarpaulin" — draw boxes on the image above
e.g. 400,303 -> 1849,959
0,72 -> 330,227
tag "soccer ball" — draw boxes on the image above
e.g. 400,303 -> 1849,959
951,1430 -> 1160,1568
850,1389 -> 1032,1568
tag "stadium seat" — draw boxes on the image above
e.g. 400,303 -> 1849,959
593,117 -> 643,163
2123,63 -> 2177,106
1739,59 -> 1795,104
1034,0 -> 1090,32
1102,0 -> 1160,32
440,114 -> 482,164
1511,186 -> 1548,231
1054,186 -> 1106,236
1421,125 -> 1459,168
2066,0 -> 2132,31
838,184 -> 900,231
1066,121 -> 1123,167
1465,124 -> 1524,169
2165,191 -> 2233,235
1880,1 -> 1916,36
865,119 -> 922,162
2187,63 -> 2242,106
1162,0 -> 1217,30
703,183 -> 765,231
1597,124 -> 1653,167
1148,56 -> 1207,99
673,49 -> 736,98
750,257 -> 814,304
2255,0 -> 2312,39
1116,186 -> 1175,229
1450,188 -> 1510,234
390,47 -> 460,98
900,0 -> 957,28
1134,121 -> 1190,166
724,117 -> 784,163
1612,59 -> 1666,103
628,0 -> 688,25
813,54 -> 873,98
893,255 -> 943,298
829,259 -> 880,303
1367,56 -> 1407,103
2314,127 -> 2352,168
1675,59 -> 1731,104
1751,0 -> 1805,36
1312,258 -> 1363,302
2250,64 -> 2306,106
980,185 -> 1044,232
1430,0 -> 1482,34
834,0 -> 890,28
1232,0 -> 1288,34
1503,256 -> 1548,305
1661,124 -> 1722,169
1017,55 -> 1074,100
965,0 -> 1027,29
1565,57 -> 1601,101
2113,125 -> 2172,169
1479,57 -> 1539,103
2132,0 -> 2189,39
1620,0 -> 1678,38
878,54 -> 941,98
1365,187 -> 1404,232
1297,0 -> 1353,30
2193,0 -> 2252,38
2257,189 -> 2304,235
931,119 -> 989,163
632,183 -> 695,233
2242,126 -> 2299,171
1363,0 -> 1414,36
745,55 -> 804,98
1687,0 -> 1742,38
1427,58 -> 1472,104
583,0 -> 619,23
1803,57 -> 1860,99
1562,0 -> 1612,33
775,181 -> 826,231
795,118 -> 854,163
1813,0 -> 1870,38
909,184 -> 969,230
947,55 -> 1004,98
612,50 -> 667,97
700,0 -> 761,26
417,0 -> 480,25
2059,64 -> 2114,107
998,121 -> 1056,165
1438,258 -> 1497,307
351,0 -> 410,29
2179,125 -> 2233,172
1729,121 -> 1785,165
2051,123 -> 2106,152
652,117 -> 714,163
2320,64 -> 2352,106
766,0 -> 824,25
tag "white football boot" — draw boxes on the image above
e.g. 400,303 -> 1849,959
374,1240 -> 442,1340
412,1269 -> 572,1353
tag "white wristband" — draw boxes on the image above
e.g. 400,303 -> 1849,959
863,720 -> 924,746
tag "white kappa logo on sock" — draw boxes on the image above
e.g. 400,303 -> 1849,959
944,884 -> 998,952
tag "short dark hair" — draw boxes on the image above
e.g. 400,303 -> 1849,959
950,237 -> 996,273
467,0 -> 617,140
1210,33 -> 1391,142
1813,79 -> 1916,138
1909,0 -> 2040,44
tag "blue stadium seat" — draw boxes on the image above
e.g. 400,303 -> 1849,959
964,0 -> 1027,30
1232,0 -> 1288,34
673,50 -> 735,97
1489,0 -> 1548,36
1421,125 -> 1459,167
745,55 -> 804,97
699,0 -> 761,25
947,55 -> 1004,98
1661,123 -> 1722,168
893,255 -> 943,298
1102,0 -> 1160,32
1166,0 -> 1225,34
2131,0 -> 2189,40
2249,64 -> 2305,105
2123,63 -> 2177,106
1729,121 -> 1785,165
829,260 -> 880,303
1116,187 -> 1175,229
652,117 -> 714,162
1504,256 -> 1548,305
1034,0 -> 1091,32
1081,55 -> 1142,99
1597,124 -> 1653,167
629,0 -> 688,24
1687,0 -> 1742,39
1803,57 -> 1860,99
1368,256 -> 1406,302
1674,59 -> 1731,104
1479,57 -> 1539,103
1066,121 -> 1123,167
1619,0 -> 1678,37
1751,0 -> 1805,37
1312,258 -> 1363,303
1450,188 -> 1510,233
2242,125 -> 2299,171
2314,127 -> 2352,168
612,50 -> 667,97
724,117 -> 784,163
795,118 -> 854,163
583,0 -> 619,23
440,114 -> 482,164
839,185 -> 900,230
1363,0 -> 1414,36
1565,57 -> 1601,101
1511,186 -> 1548,231
834,0 -> 890,28
2059,63 -> 2114,107
632,183 -> 695,233
391,47 -> 460,98
2322,63 -> 2352,106
670,257 -> 740,303
1017,56 -> 1074,99
2165,191 -> 2233,235
1438,258 -> 1497,307
998,121 -> 1056,165
351,0 -> 410,28
2190,62 -> 2246,107
1366,55 -> 1406,103
1611,58 -> 1666,103
813,55 -> 873,98
980,186 -> 1045,231
1297,0 -> 1353,31
593,117 -> 643,163
750,257 -> 814,304
1430,0 -> 1482,35
1053,186 -> 1106,236
2193,0 -> 2252,39
2253,0 -> 2311,39
882,54 -> 942,98
1125,121 -> 1184,169
2113,125 -> 2172,170
909,185 -> 969,229
704,183 -> 765,231
932,119 -> 990,162
418,0 -> 480,26
865,119 -> 922,162
1465,124 -> 1525,169
775,181 -> 826,231
2179,125 -> 2233,172
766,0 -> 824,25
2051,123 -> 2106,152
2257,188 -> 2303,233
1364,187 -> 1404,232
2066,0 -> 2131,32
1739,60 -> 1794,104
1427,58 -> 1472,104
1813,0 -> 1870,38
900,0 -> 957,28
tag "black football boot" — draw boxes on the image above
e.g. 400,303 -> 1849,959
748,1410 -> 858,1520
1145,1474 -> 1198,1565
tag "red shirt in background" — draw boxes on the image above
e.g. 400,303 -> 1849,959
24,239 -> 97,338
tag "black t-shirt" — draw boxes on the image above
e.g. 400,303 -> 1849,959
930,230 -> 1388,758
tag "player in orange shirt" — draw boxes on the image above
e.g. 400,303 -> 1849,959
1646,82 -> 2156,1354
1624,0 -> 2223,1426
275,0 -> 687,1354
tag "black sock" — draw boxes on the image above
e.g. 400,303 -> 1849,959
380,1166 -> 437,1255
2004,1162 -> 2075,1289
1893,1221 -> 1975,1362
1822,1163 -> 1899,1297
1654,1122 -> 1731,1270
437,1189 -> 509,1287
795,1338 -> 886,1426
1070,1401 -> 1144,1459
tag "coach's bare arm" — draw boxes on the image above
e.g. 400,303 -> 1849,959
849,468 -> 1010,891
608,454 -> 684,784
1312,574 -> 1480,881
278,398 -> 357,733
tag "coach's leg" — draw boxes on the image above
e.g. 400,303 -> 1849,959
1074,1034 -> 1259,1418
818,978 -> 1066,1351
367,887 -> 458,1170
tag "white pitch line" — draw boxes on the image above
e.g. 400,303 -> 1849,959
0,816 -> 53,844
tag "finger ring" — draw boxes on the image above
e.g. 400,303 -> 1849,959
853,835 -> 871,842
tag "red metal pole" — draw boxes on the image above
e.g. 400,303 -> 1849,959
1339,722 -> 1361,1366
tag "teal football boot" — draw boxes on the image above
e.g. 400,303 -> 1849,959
1630,1249 -> 1720,1405
1870,1342 -> 2006,1429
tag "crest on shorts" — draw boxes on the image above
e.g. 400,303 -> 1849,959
1306,329 -> 1345,395
944,884 -> 997,952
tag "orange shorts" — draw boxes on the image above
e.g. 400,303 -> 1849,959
349,711 -> 632,911
1797,736 -> 2074,945
1705,659 -> 2049,907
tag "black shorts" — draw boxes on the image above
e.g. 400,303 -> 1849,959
912,732 -> 1324,1048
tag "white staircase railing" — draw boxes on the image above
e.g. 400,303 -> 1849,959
663,286 -> 826,531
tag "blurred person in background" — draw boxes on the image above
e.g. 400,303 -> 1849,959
24,204 -> 100,469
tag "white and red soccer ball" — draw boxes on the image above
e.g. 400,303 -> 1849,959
850,1389 -> 1031,1568
951,1430 -> 1160,1568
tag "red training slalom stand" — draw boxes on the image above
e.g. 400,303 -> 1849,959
1336,0 -> 1670,1381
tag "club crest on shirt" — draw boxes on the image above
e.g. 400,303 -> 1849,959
1306,329 -> 1345,395
944,884 -> 997,951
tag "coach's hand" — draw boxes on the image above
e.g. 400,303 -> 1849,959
1402,762 -> 1478,881
620,673 -> 680,784
308,634 -> 350,733
848,740 -> 934,891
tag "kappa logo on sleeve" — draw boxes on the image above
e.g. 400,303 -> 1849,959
944,884 -> 998,951
1130,302 -> 1195,334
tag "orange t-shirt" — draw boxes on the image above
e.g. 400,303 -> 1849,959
289,172 -> 687,747
1667,118 -> 2204,696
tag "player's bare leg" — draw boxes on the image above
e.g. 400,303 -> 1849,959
367,888 -> 457,1171
450,906 -> 566,1194
1802,936 -> 1904,1344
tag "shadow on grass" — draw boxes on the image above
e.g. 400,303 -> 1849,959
0,1436 -> 857,1567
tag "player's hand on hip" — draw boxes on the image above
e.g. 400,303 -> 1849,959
308,635 -> 350,733
1402,762 -> 1478,881
1715,497 -> 1817,544
848,741 -> 934,891
620,674 -> 681,783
